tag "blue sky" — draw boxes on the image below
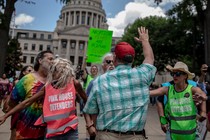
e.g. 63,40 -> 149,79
14,0 -> 181,37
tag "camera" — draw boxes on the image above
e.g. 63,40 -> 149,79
202,67 -> 209,73
75,70 -> 84,80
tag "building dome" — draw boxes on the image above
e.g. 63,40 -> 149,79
57,0 -> 107,31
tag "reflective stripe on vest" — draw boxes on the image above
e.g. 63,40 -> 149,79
47,117 -> 78,135
170,128 -> 196,135
170,115 -> 196,121
44,110 -> 76,122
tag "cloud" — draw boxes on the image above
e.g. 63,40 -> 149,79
134,0 -> 182,7
108,1 -> 181,37
15,13 -> 34,27
107,2 -> 166,37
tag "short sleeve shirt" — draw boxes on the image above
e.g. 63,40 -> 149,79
83,63 -> 156,132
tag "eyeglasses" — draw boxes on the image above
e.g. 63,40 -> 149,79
105,60 -> 113,64
170,72 -> 186,77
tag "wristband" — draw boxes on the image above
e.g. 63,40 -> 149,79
160,116 -> 168,125
86,123 -> 94,130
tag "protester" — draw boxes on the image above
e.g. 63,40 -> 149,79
196,64 -> 210,133
81,59 -> 98,90
17,65 -> 34,82
197,64 -> 208,94
0,73 -> 10,108
5,65 -> 34,140
149,82 -> 159,106
0,58 -> 87,140
79,58 -> 99,116
156,64 -> 199,140
4,50 -> 54,139
84,52 -> 115,140
83,26 -> 156,140
207,107 -> 210,131
150,61 -> 207,140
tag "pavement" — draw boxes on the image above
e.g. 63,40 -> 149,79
0,104 -> 209,140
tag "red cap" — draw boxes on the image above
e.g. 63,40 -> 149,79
115,42 -> 135,59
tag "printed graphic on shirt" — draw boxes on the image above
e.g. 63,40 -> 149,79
48,92 -> 74,111
170,97 -> 192,113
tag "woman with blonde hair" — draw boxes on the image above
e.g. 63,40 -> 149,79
0,58 -> 87,140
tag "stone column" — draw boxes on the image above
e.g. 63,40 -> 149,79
64,12 -> 66,27
66,40 -> 70,60
68,12 -> 70,27
96,14 -> 98,28
83,41 -> 88,61
58,39 -> 61,57
69,11 -> 72,26
79,11 -> 82,25
74,40 -> 79,65
74,11 -> 76,26
85,11 -> 88,25
91,12 -> 94,27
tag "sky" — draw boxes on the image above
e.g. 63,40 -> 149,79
13,0 -> 182,37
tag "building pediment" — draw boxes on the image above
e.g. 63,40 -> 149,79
58,26 -> 90,36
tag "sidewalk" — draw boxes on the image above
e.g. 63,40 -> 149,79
0,104 -> 209,140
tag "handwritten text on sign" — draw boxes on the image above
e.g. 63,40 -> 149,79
87,28 -> 113,63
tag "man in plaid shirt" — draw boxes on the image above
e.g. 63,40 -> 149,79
83,26 -> 156,140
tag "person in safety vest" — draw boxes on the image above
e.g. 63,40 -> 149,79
150,61 -> 207,140
79,58 -> 99,117
156,65 -> 198,140
0,58 -> 87,140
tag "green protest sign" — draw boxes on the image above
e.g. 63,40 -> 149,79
87,28 -> 113,63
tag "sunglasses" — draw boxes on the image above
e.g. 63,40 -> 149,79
105,60 -> 113,64
27,69 -> 33,72
170,72 -> 186,77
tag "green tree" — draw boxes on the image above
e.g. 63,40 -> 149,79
166,0 -> 205,73
0,0 -> 16,76
121,16 -> 195,71
156,0 -> 210,67
0,0 -> 70,76
4,38 -> 23,76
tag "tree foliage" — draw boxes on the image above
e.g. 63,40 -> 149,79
156,0 -> 210,73
121,16 -> 195,71
4,39 -> 23,76
166,0 -> 206,73
0,0 -> 63,76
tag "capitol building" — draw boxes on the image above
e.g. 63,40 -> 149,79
11,0 -> 121,67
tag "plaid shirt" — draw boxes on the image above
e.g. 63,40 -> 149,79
83,63 -> 156,132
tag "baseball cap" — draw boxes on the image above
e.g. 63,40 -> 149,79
115,42 -> 135,60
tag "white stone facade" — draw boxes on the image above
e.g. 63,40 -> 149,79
10,0 -> 120,67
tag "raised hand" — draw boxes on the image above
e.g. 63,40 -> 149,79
134,26 -> 149,43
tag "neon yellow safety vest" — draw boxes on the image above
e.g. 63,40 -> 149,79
83,75 -> 93,90
167,84 -> 197,140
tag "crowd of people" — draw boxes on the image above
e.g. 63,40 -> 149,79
0,26 -> 209,140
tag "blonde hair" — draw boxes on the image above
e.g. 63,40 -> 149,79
46,58 -> 75,88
